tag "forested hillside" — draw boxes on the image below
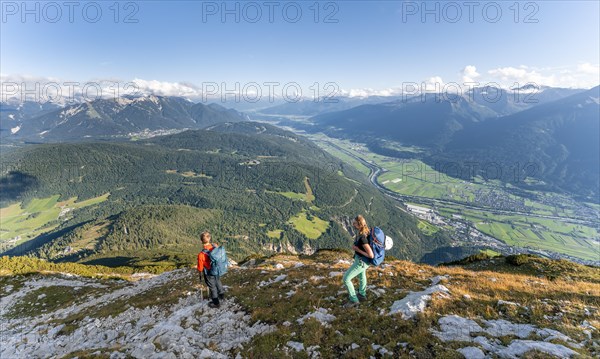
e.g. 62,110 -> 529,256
0,122 -> 451,269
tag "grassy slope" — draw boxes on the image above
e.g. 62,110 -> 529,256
0,193 -> 109,244
2,252 -> 597,358
288,210 -> 329,240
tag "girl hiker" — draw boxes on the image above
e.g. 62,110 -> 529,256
197,231 -> 225,308
342,215 -> 374,308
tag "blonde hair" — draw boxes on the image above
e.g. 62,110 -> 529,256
200,231 -> 212,244
353,215 -> 369,236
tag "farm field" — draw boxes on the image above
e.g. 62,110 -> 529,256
311,134 -> 599,262
436,205 -> 599,262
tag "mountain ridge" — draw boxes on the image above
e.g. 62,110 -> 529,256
303,86 -> 600,199
429,86 -> 600,199
1,95 -> 249,142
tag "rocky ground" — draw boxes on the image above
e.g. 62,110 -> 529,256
1,251 -> 598,358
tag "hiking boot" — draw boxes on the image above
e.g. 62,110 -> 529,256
357,293 -> 367,302
208,301 -> 220,308
219,293 -> 225,301
343,300 -> 359,309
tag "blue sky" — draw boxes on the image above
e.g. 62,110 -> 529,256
1,0 -> 599,98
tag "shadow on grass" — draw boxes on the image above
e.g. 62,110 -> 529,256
83,256 -> 138,267
1,220 -> 91,256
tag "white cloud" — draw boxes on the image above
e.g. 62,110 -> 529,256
2,64 -> 598,106
577,62 -> 600,75
486,64 -> 599,89
487,66 -> 554,86
339,87 -> 402,98
340,77 -> 446,97
339,63 -> 598,98
423,76 -> 445,92
0,75 -> 208,104
336,76 -> 448,98
1,74 -> 75,104
461,65 -> 480,83
130,78 -> 202,99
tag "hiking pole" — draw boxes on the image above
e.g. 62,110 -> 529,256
199,272 -> 204,301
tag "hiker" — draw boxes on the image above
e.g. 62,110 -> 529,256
342,215 -> 374,308
197,231 -> 226,308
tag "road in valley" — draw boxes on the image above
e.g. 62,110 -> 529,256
323,140 -> 599,227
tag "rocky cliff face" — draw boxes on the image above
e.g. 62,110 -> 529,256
262,239 -> 315,256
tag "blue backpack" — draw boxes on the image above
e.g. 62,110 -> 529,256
358,227 -> 386,266
203,245 -> 228,276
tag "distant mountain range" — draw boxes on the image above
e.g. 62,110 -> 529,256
2,85 -> 597,199
259,85 -> 584,118
0,95 -> 249,142
467,85 -> 584,116
258,95 -> 404,117
305,86 -> 599,199
0,101 -> 62,135
431,86 -> 600,199
1,86 -> 582,143
309,93 -> 497,148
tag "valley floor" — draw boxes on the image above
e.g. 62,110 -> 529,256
307,133 -> 600,265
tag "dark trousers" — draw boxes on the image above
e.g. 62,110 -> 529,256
202,271 -> 224,304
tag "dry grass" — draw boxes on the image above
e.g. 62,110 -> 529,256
3,250 -> 598,358
229,251 -> 599,358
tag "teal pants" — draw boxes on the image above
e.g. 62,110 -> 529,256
342,256 -> 369,303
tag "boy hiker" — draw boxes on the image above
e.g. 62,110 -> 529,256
197,231 -> 226,308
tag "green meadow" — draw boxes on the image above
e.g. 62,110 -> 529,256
267,229 -> 284,239
288,211 -> 330,240
0,193 -> 109,245
266,177 -> 328,239
268,177 -> 316,203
